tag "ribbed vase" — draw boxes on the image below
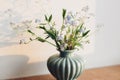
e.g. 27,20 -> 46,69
47,50 -> 84,80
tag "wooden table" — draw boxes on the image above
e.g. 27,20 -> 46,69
11,65 -> 120,80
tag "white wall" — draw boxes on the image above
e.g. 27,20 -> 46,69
86,0 -> 120,68
0,0 -> 120,79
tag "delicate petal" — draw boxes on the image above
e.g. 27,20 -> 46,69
66,15 -> 72,21
57,36 -> 63,41
60,44 -> 65,51
35,19 -> 41,23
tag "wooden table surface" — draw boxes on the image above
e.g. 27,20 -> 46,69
11,65 -> 120,80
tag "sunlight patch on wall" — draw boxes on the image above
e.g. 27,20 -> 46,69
0,0 -> 95,56
0,0 -> 95,79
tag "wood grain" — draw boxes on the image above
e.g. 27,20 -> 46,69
10,65 -> 120,80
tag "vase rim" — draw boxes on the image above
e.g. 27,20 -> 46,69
59,49 -> 78,53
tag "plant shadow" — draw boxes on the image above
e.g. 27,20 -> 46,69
0,42 -> 18,48
0,55 -> 29,79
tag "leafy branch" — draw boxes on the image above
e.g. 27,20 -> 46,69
25,9 -> 91,51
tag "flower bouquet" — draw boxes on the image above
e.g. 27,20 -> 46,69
11,8 -> 92,80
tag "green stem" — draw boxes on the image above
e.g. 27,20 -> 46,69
25,38 -> 56,47
54,39 -> 61,51
45,40 -> 56,47
60,19 -> 65,35
24,38 -> 37,44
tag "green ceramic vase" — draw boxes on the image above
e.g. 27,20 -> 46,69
47,50 -> 85,80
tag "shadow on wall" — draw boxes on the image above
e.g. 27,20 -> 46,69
0,55 -> 29,79
0,42 -> 18,48
22,61 -> 49,77
0,55 -> 49,79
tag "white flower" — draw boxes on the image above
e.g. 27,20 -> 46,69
57,36 -> 63,41
35,19 -> 41,23
79,28 -> 84,33
65,12 -> 74,25
81,6 -> 89,12
65,12 -> 81,26
66,15 -> 72,21
60,44 -> 65,51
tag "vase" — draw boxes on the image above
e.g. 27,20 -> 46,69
47,50 -> 85,80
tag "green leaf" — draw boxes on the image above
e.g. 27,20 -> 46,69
46,30 -> 56,39
36,37 -> 45,42
79,23 -> 84,30
62,9 -> 66,19
45,35 -> 50,39
45,15 -> 48,21
75,42 -> 81,46
75,23 -> 84,35
38,26 -> 56,40
82,30 -> 90,37
39,26 -> 46,30
29,38 -> 33,41
67,26 -> 70,33
27,30 -> 35,35
39,23 -> 46,25
75,42 -> 84,48
48,14 -> 52,22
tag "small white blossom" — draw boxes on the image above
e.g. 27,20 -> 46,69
82,6 -> 89,12
57,36 -> 63,41
79,28 -> 84,33
60,44 -> 65,51
35,19 -> 41,23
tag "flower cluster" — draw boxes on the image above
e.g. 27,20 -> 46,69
9,8 -> 91,52
25,9 -> 91,52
